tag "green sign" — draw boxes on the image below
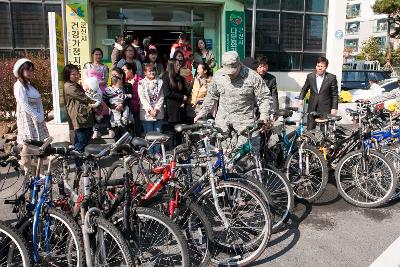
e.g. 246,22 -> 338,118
225,11 -> 245,59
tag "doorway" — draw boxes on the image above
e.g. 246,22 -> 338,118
126,28 -> 191,63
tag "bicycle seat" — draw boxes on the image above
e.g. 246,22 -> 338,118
174,124 -> 201,133
276,109 -> 293,118
84,144 -> 109,156
326,114 -> 342,122
145,132 -> 170,143
50,142 -> 71,155
315,118 -> 329,124
346,108 -> 359,117
131,137 -> 149,149
24,140 -> 44,147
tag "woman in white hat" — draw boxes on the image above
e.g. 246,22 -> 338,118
13,58 -> 49,172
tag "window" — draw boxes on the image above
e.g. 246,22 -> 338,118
342,71 -> 365,82
345,21 -> 360,35
0,3 -> 12,48
255,11 -> 279,51
346,4 -> 360,19
280,13 -> 303,50
257,0 -> 280,10
1,2 -> 61,51
246,0 -> 329,70
374,36 -> 387,50
374,18 -> 387,32
304,15 -> 327,52
281,0 -> 304,11
306,0 -> 328,13
12,3 -> 44,49
344,39 -> 358,52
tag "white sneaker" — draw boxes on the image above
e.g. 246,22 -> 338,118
108,129 -> 115,138
92,130 -> 100,139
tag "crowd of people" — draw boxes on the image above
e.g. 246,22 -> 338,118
11,31 -> 343,171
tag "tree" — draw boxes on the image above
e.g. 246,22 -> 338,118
372,0 -> 400,60
359,37 -> 382,61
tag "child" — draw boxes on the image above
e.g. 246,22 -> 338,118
138,63 -> 164,155
104,75 -> 133,139
83,77 -> 103,136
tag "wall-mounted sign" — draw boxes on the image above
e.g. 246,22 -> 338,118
335,29 -> 344,40
225,11 -> 245,59
66,0 -> 90,70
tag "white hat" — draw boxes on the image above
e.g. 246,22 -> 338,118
13,58 -> 32,78
84,76 -> 100,90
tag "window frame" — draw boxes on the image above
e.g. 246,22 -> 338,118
246,0 -> 329,71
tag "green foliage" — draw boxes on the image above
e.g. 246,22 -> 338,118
0,51 -> 53,120
359,37 -> 383,61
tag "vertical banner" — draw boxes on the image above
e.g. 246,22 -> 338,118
66,0 -> 90,70
225,11 -> 245,59
48,12 -> 67,123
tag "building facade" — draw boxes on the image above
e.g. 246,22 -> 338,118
344,0 -> 396,59
0,0 -> 346,91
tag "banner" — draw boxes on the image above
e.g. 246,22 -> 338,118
225,11 -> 245,59
66,0 -> 90,70
49,12 -> 67,123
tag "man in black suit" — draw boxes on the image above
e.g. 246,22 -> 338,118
299,57 -> 338,129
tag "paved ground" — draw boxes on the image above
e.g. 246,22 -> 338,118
0,157 -> 399,267
253,182 -> 400,267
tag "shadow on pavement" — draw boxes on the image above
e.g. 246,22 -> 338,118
249,200 -> 312,265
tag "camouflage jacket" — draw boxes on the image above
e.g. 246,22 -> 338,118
200,65 -> 271,132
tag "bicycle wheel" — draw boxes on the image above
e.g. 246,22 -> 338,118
0,221 -> 30,267
18,208 -> 84,266
90,216 -> 134,266
335,149 -> 398,208
196,181 -> 271,266
244,166 -> 294,233
381,148 -> 400,200
143,196 -> 213,267
285,144 -> 328,202
113,207 -> 190,267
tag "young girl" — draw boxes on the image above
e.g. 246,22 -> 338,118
138,64 -> 164,155
104,68 -> 133,140
13,58 -> 49,173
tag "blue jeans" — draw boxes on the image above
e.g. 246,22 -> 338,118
142,120 -> 163,154
74,127 -> 92,169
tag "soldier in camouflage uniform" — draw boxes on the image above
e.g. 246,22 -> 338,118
194,51 -> 271,151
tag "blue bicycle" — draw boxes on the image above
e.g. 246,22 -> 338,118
4,138 -> 84,266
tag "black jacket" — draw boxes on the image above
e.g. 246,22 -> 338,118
261,73 -> 279,111
299,71 -> 338,114
162,73 -> 189,123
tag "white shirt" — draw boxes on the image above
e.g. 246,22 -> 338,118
316,73 -> 325,93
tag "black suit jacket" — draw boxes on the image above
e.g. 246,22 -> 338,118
262,73 -> 279,111
299,71 -> 338,114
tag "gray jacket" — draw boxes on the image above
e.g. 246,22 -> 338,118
200,65 -> 271,132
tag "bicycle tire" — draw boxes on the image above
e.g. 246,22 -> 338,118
244,165 -> 294,233
335,149 -> 398,208
142,196 -> 214,267
285,144 -> 329,202
196,181 -> 271,267
381,148 -> 400,200
91,216 -> 134,266
113,207 -> 190,267
0,221 -> 31,266
18,208 -> 84,266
